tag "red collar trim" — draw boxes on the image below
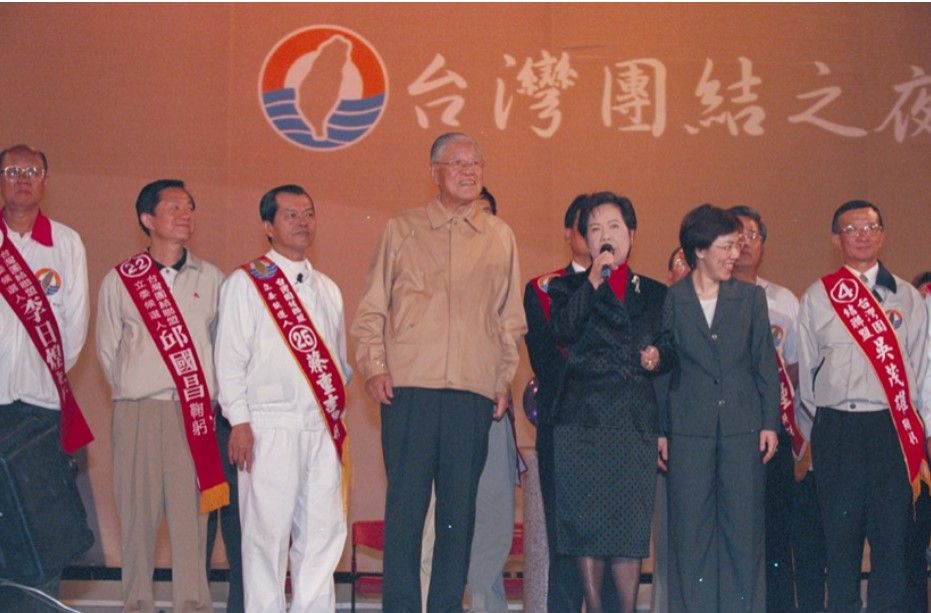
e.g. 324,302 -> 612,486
0,209 -> 53,246
30,211 -> 53,246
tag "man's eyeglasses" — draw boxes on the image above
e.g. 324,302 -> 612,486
434,160 -> 485,172
839,223 -> 883,237
1,166 -> 46,182
739,231 -> 762,243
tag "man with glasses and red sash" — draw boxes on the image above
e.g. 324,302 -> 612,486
97,179 -> 228,612
216,184 -> 351,613
799,199 -> 929,613
0,143 -> 93,602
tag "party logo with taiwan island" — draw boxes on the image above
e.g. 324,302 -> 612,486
259,25 -> 388,151
34,268 -> 62,296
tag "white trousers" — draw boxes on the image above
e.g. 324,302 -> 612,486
239,425 -> 346,613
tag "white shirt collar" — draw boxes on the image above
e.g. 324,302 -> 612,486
267,249 -> 312,285
846,262 -> 879,287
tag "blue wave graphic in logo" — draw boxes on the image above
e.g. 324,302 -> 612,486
262,89 -> 386,149
248,260 -> 278,281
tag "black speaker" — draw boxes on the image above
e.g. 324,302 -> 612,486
0,411 -> 94,585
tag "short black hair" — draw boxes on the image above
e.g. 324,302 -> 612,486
0,144 -> 49,173
259,184 -> 311,223
831,200 -> 884,234
479,186 -> 497,216
563,194 -> 589,230
679,204 -> 742,269
135,179 -> 191,236
578,192 -> 637,237
728,204 -> 768,243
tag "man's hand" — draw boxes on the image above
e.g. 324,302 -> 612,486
760,429 -> 778,464
657,436 -> 668,471
229,423 -> 255,473
365,373 -> 394,405
493,394 -> 508,420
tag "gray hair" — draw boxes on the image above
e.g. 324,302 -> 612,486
429,132 -> 481,163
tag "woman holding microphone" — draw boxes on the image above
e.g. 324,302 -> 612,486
548,192 -> 670,613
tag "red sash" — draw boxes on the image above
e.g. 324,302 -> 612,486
0,224 -> 93,452
115,252 -> 229,513
821,266 -> 931,499
775,350 -> 810,481
242,257 -> 348,460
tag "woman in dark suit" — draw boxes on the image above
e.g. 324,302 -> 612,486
657,204 -> 780,613
549,192 -> 670,613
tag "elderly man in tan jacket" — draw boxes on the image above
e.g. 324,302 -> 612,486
352,132 -> 526,613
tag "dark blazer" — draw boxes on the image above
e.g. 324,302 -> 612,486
523,265 -> 574,430
659,275 -> 780,437
549,268 -> 670,434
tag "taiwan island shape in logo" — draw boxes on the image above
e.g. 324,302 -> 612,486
260,25 -> 388,151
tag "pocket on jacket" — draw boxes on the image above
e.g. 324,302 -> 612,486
249,384 -> 291,412
813,344 -> 855,406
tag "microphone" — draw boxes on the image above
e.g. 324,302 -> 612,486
296,273 -> 304,284
600,244 -> 614,280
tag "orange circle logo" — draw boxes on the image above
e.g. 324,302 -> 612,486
259,25 -> 388,151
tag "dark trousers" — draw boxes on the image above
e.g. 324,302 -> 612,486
381,387 -> 492,613
537,425 -> 619,613
905,483 -> 931,613
791,471 -> 827,613
765,431 -> 795,613
812,408 -> 912,613
205,411 -> 243,613
667,430 -> 765,613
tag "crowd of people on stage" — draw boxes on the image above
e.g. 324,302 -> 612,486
1,132 -> 929,613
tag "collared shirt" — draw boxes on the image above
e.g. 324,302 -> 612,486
96,250 -> 224,402
0,211 -> 89,409
352,198 -> 527,401
154,248 -> 187,292
798,262 -> 929,427
855,262 -> 879,289
216,249 -> 351,429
